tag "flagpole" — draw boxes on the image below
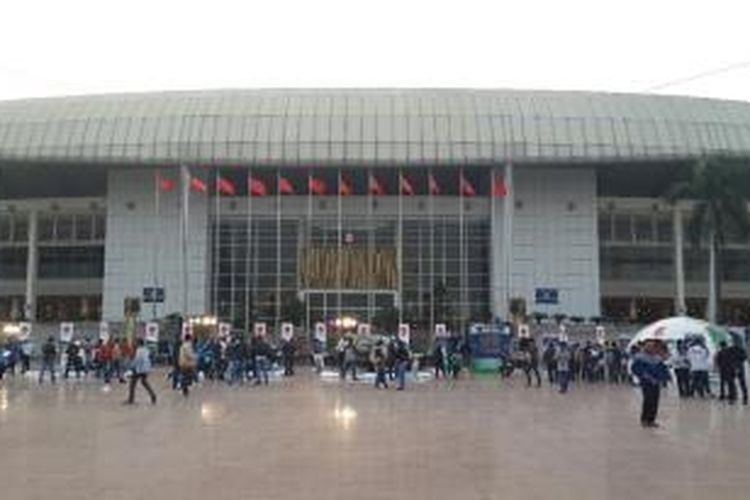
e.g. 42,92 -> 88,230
429,169 -> 435,338
459,167 -> 465,335
152,169 -> 160,320
337,170 -> 343,323
180,165 -> 190,316
305,171 -> 312,337
276,170 -> 282,332
213,169 -> 220,320
244,168 -> 253,333
504,162 -> 514,321
398,170 -> 403,327
367,169 -> 373,325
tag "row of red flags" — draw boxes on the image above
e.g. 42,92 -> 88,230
159,172 -> 508,197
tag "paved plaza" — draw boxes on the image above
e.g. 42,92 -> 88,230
0,372 -> 748,500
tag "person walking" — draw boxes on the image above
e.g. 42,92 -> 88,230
38,336 -> 58,384
555,341 -> 571,393
631,340 -> 670,428
716,341 -> 737,404
370,340 -> 389,389
252,335 -> 272,386
522,340 -> 542,388
433,341 -> 447,380
311,335 -> 326,375
687,339 -> 712,397
178,334 -> 197,396
671,340 -> 691,398
341,337 -> 358,381
728,334 -> 748,405
281,338 -> 296,376
542,342 -> 557,385
394,339 -> 411,391
124,338 -> 157,405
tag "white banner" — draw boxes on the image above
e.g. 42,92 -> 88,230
19,322 -> 32,340
595,325 -> 606,345
281,322 -> 294,341
145,322 -> 159,343
181,322 -> 193,339
518,323 -> 531,339
357,323 -> 371,336
398,323 -> 410,345
218,322 -> 231,337
254,322 -> 267,337
314,322 -> 327,343
60,322 -> 74,343
99,321 -> 110,342
435,323 -> 448,338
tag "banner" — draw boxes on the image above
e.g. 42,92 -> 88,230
518,323 -> 531,339
60,322 -> 74,343
314,322 -> 327,343
145,322 -> 159,343
281,322 -> 294,341
181,322 -> 193,339
19,322 -> 32,341
357,323 -> 371,336
595,325 -> 606,345
218,322 -> 231,337
99,321 -> 110,342
254,322 -> 267,337
435,323 -> 448,338
398,323 -> 410,345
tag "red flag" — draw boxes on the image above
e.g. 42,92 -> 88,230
400,174 -> 414,196
190,176 -> 208,193
216,176 -> 236,196
492,173 -> 508,197
278,176 -> 294,195
309,176 -> 327,195
368,175 -> 385,195
248,176 -> 267,196
460,174 -> 476,196
157,174 -> 175,192
428,174 -> 440,195
339,174 -> 352,196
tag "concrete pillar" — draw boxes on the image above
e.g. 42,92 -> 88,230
24,210 -> 38,321
673,207 -> 686,315
10,296 -> 21,321
81,296 -> 90,320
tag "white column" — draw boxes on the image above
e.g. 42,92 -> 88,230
24,210 -> 38,321
707,230 -> 717,323
673,206 -> 686,315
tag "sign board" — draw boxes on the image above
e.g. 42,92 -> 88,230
535,288 -> 559,305
181,322 -> 193,340
60,322 -> 74,343
314,322 -> 327,343
357,323 -> 371,336
145,322 -> 159,343
558,323 -> 568,342
398,323 -> 410,345
281,322 -> 294,341
142,286 -> 165,304
99,321 -> 110,342
595,325 -> 606,345
254,322 -> 267,337
218,322 -> 231,337
435,323 -> 448,338
18,322 -> 32,340
518,323 -> 531,339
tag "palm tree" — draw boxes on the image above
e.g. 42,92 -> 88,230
665,157 -> 750,323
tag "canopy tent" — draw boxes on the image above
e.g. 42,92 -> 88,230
628,316 -> 732,357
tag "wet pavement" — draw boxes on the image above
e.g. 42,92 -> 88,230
0,370 -> 748,500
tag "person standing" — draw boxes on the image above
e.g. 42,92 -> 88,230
370,340 -> 389,389
522,340 -> 542,388
341,337 -> 358,381
252,334 -> 272,386
311,335 -> 326,375
433,341 -> 447,379
671,340 -> 692,398
716,341 -> 737,404
687,339 -> 712,397
631,340 -> 670,428
124,338 -> 157,405
281,338 -> 296,376
20,339 -> 32,374
542,342 -> 557,385
178,334 -> 197,396
728,334 -> 748,405
38,336 -> 57,384
394,339 -> 411,391
555,341 -> 571,393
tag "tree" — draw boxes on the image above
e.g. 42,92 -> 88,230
665,158 -> 750,323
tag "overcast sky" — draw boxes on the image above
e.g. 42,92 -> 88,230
1,0 -> 748,102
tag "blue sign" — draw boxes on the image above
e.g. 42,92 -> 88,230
143,287 -> 165,304
535,288 -> 558,305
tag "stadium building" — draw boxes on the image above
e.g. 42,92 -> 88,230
1,89 -> 750,332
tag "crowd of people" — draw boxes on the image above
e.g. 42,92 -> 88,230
1,327 -> 748,427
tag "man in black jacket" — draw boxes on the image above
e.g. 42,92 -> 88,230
729,335 -> 748,405
716,341 -> 737,403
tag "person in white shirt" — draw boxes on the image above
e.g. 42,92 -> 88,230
687,338 -> 712,398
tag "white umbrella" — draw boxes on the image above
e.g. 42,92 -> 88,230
628,316 -> 732,356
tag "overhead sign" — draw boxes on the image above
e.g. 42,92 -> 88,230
398,323 -> 410,345
60,322 -> 74,343
142,287 -> 166,304
281,322 -> 294,341
145,322 -> 159,343
254,322 -> 267,337
314,322 -> 327,343
535,288 -> 559,305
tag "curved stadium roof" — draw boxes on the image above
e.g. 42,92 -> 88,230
1,89 -> 749,167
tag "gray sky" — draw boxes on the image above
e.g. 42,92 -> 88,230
1,0 -> 748,102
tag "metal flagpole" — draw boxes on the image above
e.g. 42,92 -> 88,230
276,170 -> 282,332
504,162 -> 514,319
244,168 -> 252,333
459,167 -> 465,335
305,170 -> 312,336
367,168 -> 373,324
429,169 -> 435,338
180,165 -> 190,316
337,170 -> 343,322
152,169 -> 160,320
398,170 -> 403,326
213,168 -> 221,319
